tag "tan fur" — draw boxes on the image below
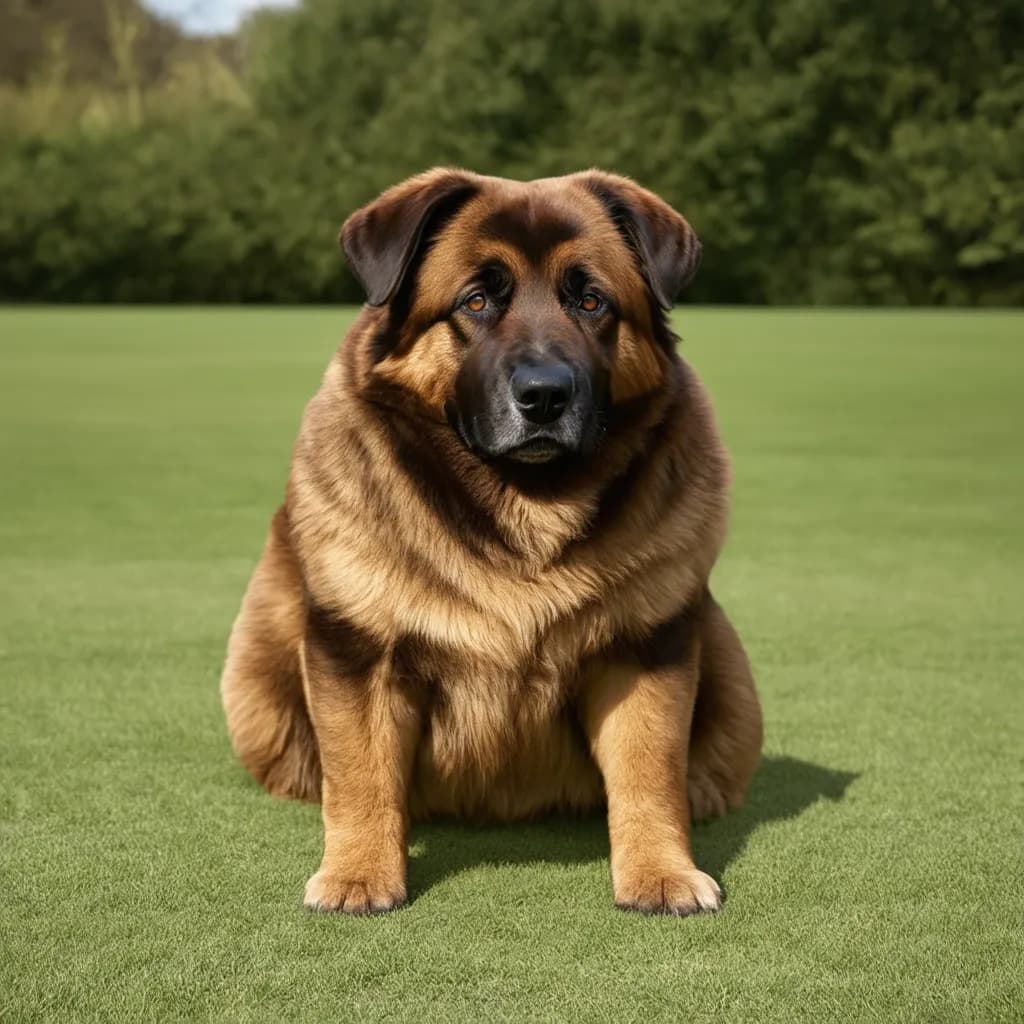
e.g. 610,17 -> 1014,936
582,659 -> 721,914
220,169 -> 762,916
221,507 -> 320,802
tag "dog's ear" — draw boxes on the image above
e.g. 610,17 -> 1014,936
340,168 -> 481,307
576,171 -> 701,309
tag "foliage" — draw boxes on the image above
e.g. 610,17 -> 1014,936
1,0 -> 1021,304
0,117 -> 348,302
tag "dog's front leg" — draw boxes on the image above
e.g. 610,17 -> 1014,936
581,621 -> 722,916
301,607 -> 420,915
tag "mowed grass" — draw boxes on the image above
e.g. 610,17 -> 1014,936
1,307 -> 1022,1023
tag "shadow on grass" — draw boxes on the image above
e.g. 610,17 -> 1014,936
407,755 -> 858,900
695,755 -> 859,879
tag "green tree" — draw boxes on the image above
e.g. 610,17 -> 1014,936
1,0 -> 1021,304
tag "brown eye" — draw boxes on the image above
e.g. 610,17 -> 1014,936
580,292 -> 604,314
463,292 -> 487,313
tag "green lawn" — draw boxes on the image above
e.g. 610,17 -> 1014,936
2,308 -> 1022,1023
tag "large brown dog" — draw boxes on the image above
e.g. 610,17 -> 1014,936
221,168 -> 762,917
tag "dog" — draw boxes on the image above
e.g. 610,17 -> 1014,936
220,168 -> 762,916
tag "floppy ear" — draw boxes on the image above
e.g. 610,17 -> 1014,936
577,171 -> 702,309
340,168 -> 481,307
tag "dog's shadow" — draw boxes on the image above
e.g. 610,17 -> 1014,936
407,755 -> 858,899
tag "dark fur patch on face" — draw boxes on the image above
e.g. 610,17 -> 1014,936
479,201 -> 581,264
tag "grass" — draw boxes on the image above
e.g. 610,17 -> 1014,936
1,307 -> 1022,1023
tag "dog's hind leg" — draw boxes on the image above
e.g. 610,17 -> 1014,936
687,592 -> 763,822
220,506 -> 322,802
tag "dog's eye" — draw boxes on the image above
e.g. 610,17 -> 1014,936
463,292 -> 488,313
579,293 -> 604,314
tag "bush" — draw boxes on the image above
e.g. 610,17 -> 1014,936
0,116 -> 364,302
1,0 -> 1021,304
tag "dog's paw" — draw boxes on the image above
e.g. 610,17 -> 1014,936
614,866 -> 722,917
303,869 -> 406,916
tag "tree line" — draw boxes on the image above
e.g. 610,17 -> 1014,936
2,0 -> 1021,304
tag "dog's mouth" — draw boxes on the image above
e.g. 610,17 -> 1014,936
444,400 -> 598,470
504,437 -> 567,464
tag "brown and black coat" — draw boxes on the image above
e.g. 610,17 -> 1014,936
221,168 -> 762,916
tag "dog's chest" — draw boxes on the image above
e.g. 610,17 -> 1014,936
404,636 -> 601,818
428,650 -> 566,759
389,556 -> 660,819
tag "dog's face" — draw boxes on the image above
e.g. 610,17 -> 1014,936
341,169 -> 701,470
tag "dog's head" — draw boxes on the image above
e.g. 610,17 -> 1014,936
341,168 -> 700,470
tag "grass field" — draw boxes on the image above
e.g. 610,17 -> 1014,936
2,308 -> 1022,1023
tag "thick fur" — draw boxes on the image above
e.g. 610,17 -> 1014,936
221,168 -> 762,916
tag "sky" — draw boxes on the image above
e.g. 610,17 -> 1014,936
141,0 -> 298,35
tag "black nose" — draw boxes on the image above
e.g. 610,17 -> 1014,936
510,362 -> 574,424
